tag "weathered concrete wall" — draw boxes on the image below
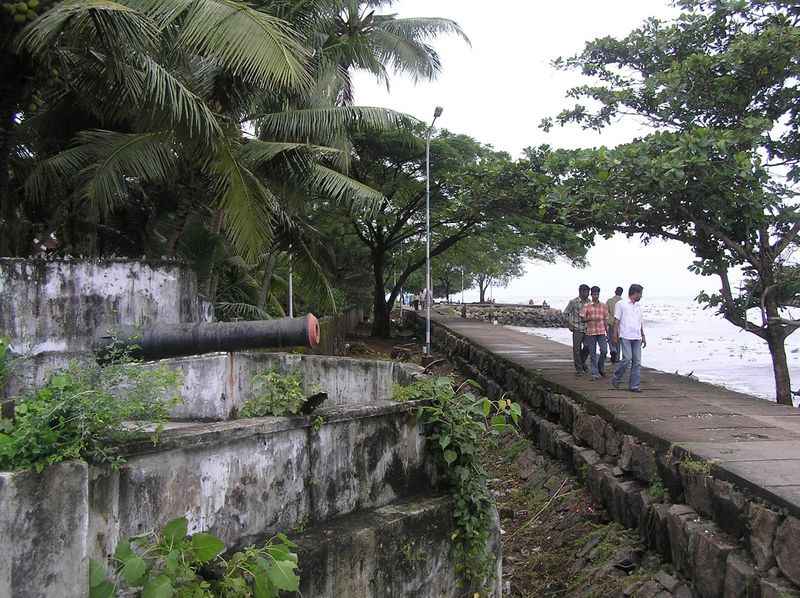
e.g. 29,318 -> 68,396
293,495 -> 501,598
89,402 -> 434,559
0,461 -> 89,598
1,259 -> 212,398
0,258 -> 212,355
424,315 -> 800,598
142,352 -> 423,421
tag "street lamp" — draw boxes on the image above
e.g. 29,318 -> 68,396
425,106 -> 443,356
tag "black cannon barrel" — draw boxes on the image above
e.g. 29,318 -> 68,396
95,314 -> 320,360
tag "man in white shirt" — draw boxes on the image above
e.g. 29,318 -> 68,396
611,284 -> 647,392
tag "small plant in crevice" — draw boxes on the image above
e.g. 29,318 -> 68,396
394,376 -> 520,593
0,352 -> 180,473
680,456 -> 712,476
89,516 -> 299,598
240,369 -> 323,417
648,477 -> 667,502
0,337 -> 11,395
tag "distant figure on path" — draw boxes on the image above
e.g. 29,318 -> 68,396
564,284 -> 590,375
413,293 -> 420,311
606,286 -> 624,363
581,286 -> 608,380
612,284 -> 647,393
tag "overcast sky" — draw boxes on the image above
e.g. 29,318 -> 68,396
352,0 -> 728,300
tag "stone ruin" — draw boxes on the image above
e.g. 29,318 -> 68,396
0,258 -> 501,597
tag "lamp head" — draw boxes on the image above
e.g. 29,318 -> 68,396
434,106 -> 444,118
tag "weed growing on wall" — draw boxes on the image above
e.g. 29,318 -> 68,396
89,517 -> 299,598
395,376 -> 520,592
240,369 -> 320,417
0,337 -> 11,394
0,356 -> 180,472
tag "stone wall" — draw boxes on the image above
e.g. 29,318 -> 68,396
0,259 -> 213,398
427,318 -> 800,598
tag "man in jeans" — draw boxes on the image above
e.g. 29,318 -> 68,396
581,286 -> 608,380
564,284 -> 590,375
606,286 -> 624,362
612,284 -> 647,392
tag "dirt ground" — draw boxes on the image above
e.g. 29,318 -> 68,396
346,327 -> 693,598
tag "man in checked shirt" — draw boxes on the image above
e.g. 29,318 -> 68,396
580,285 -> 608,380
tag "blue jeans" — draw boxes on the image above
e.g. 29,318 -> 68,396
584,334 -> 607,377
613,338 -> 642,390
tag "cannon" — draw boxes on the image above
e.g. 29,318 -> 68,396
95,314 -> 320,360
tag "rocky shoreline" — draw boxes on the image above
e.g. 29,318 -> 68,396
462,304 -> 566,328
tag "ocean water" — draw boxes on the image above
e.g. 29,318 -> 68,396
506,296 -> 800,405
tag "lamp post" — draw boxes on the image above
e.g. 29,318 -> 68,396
288,244 -> 293,318
425,106 -> 443,356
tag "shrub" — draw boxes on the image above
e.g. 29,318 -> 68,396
240,369 -> 315,417
90,517 -> 299,598
0,357 -> 180,472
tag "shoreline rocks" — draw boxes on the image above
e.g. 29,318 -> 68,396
461,304 -> 566,328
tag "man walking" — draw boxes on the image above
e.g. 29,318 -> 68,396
606,286 -> 624,362
612,284 -> 647,393
564,284 -> 590,375
581,286 -> 608,380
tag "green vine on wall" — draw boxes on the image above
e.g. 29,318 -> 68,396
395,376 -> 520,592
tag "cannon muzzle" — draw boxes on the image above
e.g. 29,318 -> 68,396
95,314 -> 320,360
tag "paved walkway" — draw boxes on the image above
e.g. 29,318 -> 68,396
431,311 -> 800,515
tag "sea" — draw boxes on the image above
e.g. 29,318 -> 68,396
503,296 -> 800,406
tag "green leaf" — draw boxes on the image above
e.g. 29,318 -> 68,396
491,414 -> 507,430
113,539 -> 134,562
510,403 -> 522,417
443,449 -> 458,465
120,554 -> 147,586
89,580 -> 115,598
438,435 -> 450,449
253,573 -> 274,598
481,399 -> 491,417
190,532 -> 225,563
164,550 -> 180,575
141,575 -> 174,598
89,559 -> 109,588
266,558 -> 300,592
161,517 -> 188,546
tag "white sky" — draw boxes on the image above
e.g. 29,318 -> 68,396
353,0 -> 728,300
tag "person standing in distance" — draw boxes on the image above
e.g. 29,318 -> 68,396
612,284 -> 646,392
564,284 -> 591,375
606,286 -> 624,363
580,286 -> 608,380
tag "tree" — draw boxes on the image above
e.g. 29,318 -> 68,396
323,128 -> 586,337
545,0 -> 800,405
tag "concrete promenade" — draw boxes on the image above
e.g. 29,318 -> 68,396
430,311 -> 800,516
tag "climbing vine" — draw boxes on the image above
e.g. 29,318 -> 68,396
395,376 -> 520,592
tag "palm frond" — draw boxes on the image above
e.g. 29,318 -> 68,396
310,164 -> 384,210
24,145 -> 95,205
253,106 -> 413,141
133,0 -> 313,90
17,0 -> 159,57
377,16 -> 471,45
213,141 -> 278,260
369,30 -> 440,80
215,301 -> 272,320
77,130 -> 178,214
238,140 -> 343,166
133,55 -> 223,144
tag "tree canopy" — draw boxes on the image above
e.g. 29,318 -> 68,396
544,0 -> 800,404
